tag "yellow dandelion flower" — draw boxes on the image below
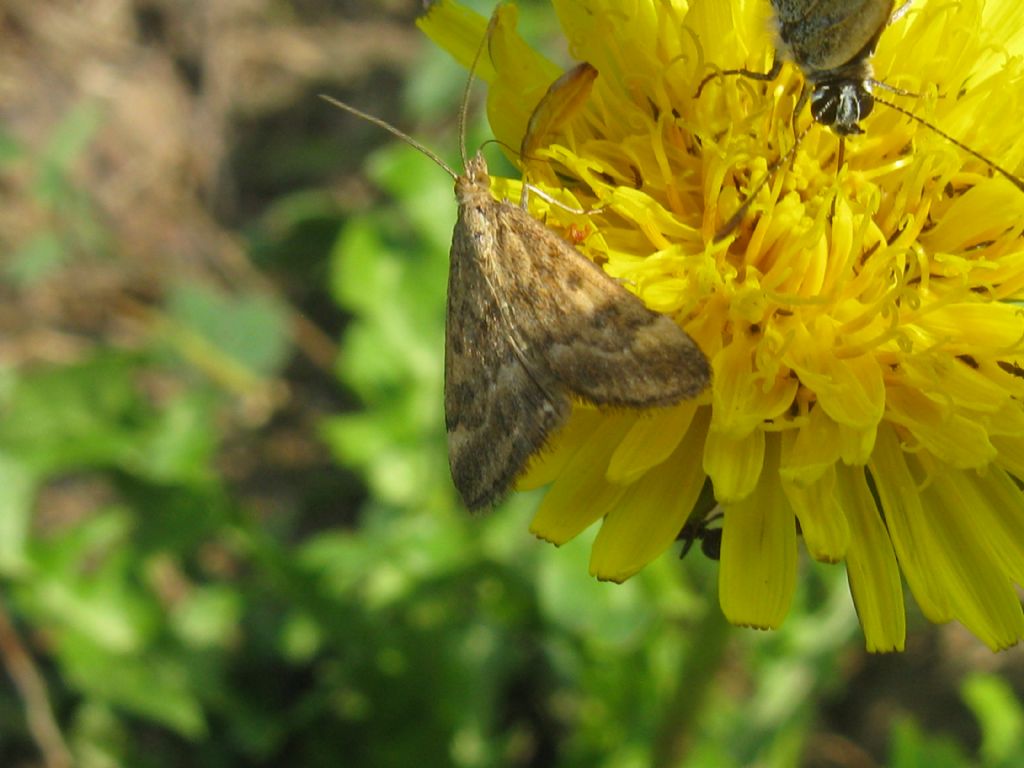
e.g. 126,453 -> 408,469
418,0 -> 1024,652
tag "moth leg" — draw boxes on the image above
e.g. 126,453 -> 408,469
891,0 -> 913,24
695,57 -> 783,99
518,183 -> 607,217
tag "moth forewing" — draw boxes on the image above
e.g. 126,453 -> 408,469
445,153 -> 710,511
496,211 -> 709,408
443,213 -> 570,514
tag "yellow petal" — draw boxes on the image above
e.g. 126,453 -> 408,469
957,468 -> 1024,587
835,465 -> 906,653
416,1 -> 495,80
606,402 -> 697,484
486,5 -> 562,157
901,355 -> 1012,413
837,422 -> 877,466
518,408 -> 604,491
782,466 -> 849,563
529,414 -> 634,545
590,409 -> 710,582
993,435 -> 1024,483
885,384 -> 997,469
719,437 -> 797,629
914,305 -> 1024,351
703,428 -> 765,503
919,473 -> 1024,650
779,405 -> 842,485
712,340 -> 799,437
787,326 -> 885,430
868,426 -> 952,623
521,62 -> 598,163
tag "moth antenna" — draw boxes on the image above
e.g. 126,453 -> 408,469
869,79 -> 919,99
319,95 -> 457,181
458,5 -> 504,170
874,94 -> 1024,194
479,137 -> 517,157
715,122 -> 813,241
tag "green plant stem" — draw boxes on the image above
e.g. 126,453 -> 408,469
651,603 -> 732,768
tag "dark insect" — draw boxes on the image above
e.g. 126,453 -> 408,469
769,0 -> 903,135
697,1 -> 906,136
697,0 -> 1024,237
677,512 -> 723,561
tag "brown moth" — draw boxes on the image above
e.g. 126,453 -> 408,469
326,9 -> 710,511
445,152 -> 710,510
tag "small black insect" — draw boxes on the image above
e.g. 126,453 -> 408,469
677,512 -> 723,561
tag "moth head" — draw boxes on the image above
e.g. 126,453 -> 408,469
810,79 -> 874,136
464,153 -> 490,184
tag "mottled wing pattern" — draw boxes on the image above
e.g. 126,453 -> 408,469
445,199 -> 572,511
772,0 -> 895,72
444,155 -> 709,511
486,200 -> 710,408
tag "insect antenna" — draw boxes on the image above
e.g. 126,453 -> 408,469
873,94 -> 1024,194
322,3 -> 506,181
457,6 -> 504,170
318,95 -> 458,181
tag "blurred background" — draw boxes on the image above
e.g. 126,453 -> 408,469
0,0 -> 1022,766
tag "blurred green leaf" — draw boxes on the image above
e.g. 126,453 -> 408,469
0,354 -> 149,474
166,283 -> 292,378
135,391 -> 218,484
0,352 -> 216,484
367,146 -> 458,253
21,506 -> 154,653
33,100 -> 104,208
279,610 -> 323,662
325,140 -> 452,510
536,529 -> 661,644
68,701 -> 131,768
5,230 -> 68,286
889,718 -> 972,768
41,101 -> 104,172
963,673 -> 1024,767
170,584 -> 243,649
0,127 -> 23,165
0,452 -> 34,574
61,638 -> 207,739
